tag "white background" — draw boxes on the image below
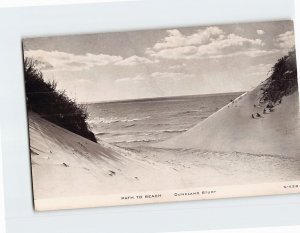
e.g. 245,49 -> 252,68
0,0 -> 299,233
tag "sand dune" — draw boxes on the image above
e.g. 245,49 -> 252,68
157,84 -> 300,158
29,113 -> 179,206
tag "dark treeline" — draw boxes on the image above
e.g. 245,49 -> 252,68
24,58 -> 97,143
261,50 -> 298,104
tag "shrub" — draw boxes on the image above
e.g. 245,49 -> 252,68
261,50 -> 298,104
24,58 -> 97,143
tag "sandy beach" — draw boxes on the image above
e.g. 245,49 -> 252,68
29,84 -> 300,210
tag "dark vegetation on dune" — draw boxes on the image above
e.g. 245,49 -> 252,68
24,58 -> 97,143
261,50 -> 298,104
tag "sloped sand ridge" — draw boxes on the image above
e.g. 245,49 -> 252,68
29,113 -> 179,205
157,85 -> 300,158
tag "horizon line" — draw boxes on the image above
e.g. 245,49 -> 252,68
80,91 -> 247,105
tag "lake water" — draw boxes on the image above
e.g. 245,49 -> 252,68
86,93 -> 242,148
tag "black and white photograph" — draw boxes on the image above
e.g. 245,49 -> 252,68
23,20 -> 299,211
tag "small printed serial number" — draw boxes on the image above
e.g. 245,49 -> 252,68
283,185 -> 300,189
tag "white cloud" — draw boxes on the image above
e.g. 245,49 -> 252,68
146,27 -> 266,60
115,74 -> 145,83
147,46 -> 274,60
24,50 -> 157,72
25,50 -> 123,72
147,46 -> 197,60
170,64 -> 187,70
115,72 -> 193,85
153,27 -> 224,50
207,49 -> 280,59
151,72 -> 194,80
275,31 -> 295,49
115,55 -> 156,66
257,30 -> 265,35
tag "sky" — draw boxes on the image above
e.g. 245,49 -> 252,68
23,20 -> 296,103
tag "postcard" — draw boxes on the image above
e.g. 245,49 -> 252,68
22,20 -> 299,211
